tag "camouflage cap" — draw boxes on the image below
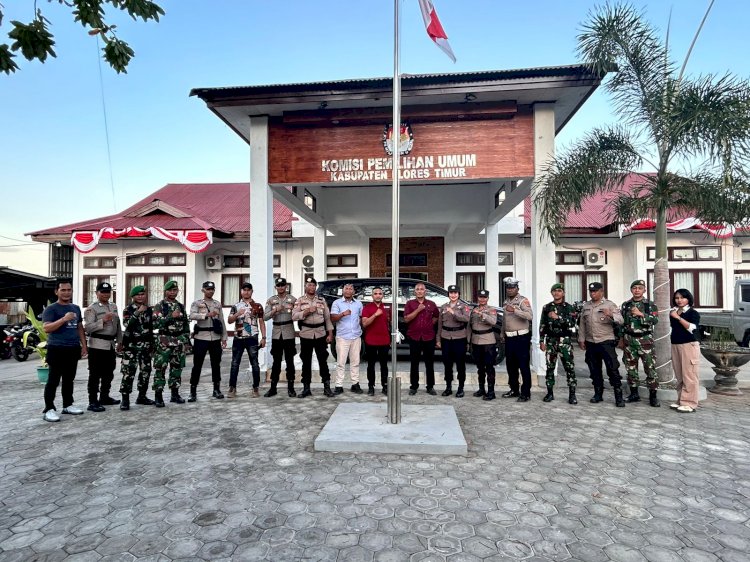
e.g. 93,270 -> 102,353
129,285 -> 146,298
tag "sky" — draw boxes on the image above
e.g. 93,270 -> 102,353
1,0 -> 748,275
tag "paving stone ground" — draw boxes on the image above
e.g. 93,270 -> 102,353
1,355 -> 749,561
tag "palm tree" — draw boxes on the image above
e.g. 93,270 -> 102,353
534,2 -> 750,382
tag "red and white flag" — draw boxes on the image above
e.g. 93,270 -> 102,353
418,0 -> 456,63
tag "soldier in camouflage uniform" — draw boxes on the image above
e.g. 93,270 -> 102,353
118,285 -> 155,410
620,279 -> 660,407
152,280 -> 190,407
539,283 -> 578,405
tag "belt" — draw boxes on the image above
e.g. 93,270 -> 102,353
299,321 -> 324,329
194,326 -> 216,332
273,320 -> 293,326
505,329 -> 530,337
472,328 -> 494,335
90,333 -> 116,341
442,325 -> 465,332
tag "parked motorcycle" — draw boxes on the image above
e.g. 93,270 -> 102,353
7,324 -> 40,362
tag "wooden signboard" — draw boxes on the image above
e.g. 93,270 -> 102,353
267,107 -> 534,185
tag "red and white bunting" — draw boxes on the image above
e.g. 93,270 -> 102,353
71,227 -> 212,253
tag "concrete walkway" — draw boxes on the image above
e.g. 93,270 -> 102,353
1,354 -> 749,561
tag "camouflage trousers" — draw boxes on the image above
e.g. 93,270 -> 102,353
153,340 -> 186,391
545,336 -> 576,388
119,344 -> 152,394
623,333 -> 658,389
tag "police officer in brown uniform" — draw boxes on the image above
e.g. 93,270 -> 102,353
579,281 -> 625,406
501,277 -> 534,402
84,281 -> 123,412
264,277 -> 298,397
292,277 -> 334,398
189,281 -> 227,401
436,284 -> 471,397
469,289 -> 499,400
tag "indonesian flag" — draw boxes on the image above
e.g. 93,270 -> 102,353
418,0 -> 456,63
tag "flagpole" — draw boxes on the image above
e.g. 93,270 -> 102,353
388,0 -> 402,424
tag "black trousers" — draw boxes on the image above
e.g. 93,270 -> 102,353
190,339 -> 223,386
270,336 -> 297,383
441,338 -> 467,386
299,337 -> 330,385
366,345 -> 389,388
45,345 -> 81,412
472,343 -> 497,388
87,347 -> 117,403
505,333 -> 532,397
409,338 -> 435,389
585,340 -> 622,389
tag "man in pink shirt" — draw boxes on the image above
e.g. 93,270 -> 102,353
404,283 -> 439,395
361,287 -> 392,396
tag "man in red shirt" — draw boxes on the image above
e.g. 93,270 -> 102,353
361,287 -> 392,396
404,282 -> 439,395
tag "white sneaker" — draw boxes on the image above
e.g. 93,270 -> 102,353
669,403 -> 680,409
44,410 -> 60,422
62,405 -> 84,415
676,405 -> 695,413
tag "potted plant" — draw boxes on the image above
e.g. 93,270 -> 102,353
24,305 -> 49,383
700,327 -> 750,396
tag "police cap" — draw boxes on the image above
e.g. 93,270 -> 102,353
96,282 -> 112,293
447,284 -> 459,293
202,281 -> 215,289
478,289 -> 490,298
275,277 -> 287,287
588,282 -> 604,291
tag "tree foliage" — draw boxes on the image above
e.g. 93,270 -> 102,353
533,2 -> 750,380
0,0 -> 165,75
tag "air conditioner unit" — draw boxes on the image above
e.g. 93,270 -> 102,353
205,255 -> 223,270
583,249 -> 606,268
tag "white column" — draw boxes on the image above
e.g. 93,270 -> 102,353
249,116 -> 273,302
530,103 -> 557,377
313,226 -> 327,281
484,224 -> 499,302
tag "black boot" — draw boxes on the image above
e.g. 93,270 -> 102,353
543,385 -> 554,402
135,390 -> 154,405
287,381 -> 297,397
649,389 -> 661,407
264,382 -> 278,397
590,386 -> 603,403
483,386 -> 496,401
473,385 -> 486,398
212,384 -> 224,399
614,387 -> 625,407
100,394 -> 120,406
171,387 -> 185,404
455,386 -> 464,398
120,393 -> 130,411
187,385 -> 197,402
367,386 -> 375,396
298,384 -> 312,398
626,387 -> 641,402
323,383 -> 335,397
154,390 -> 165,408
568,388 -> 578,405
442,385 -> 453,397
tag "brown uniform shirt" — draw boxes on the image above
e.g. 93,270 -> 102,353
437,301 -> 471,340
189,298 -> 227,342
578,298 -> 623,344
502,294 -> 533,334
469,305 -> 498,345
264,293 -> 297,339
84,301 -> 123,351
292,294 -> 333,339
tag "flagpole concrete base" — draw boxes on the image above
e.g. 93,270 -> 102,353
314,403 -> 467,455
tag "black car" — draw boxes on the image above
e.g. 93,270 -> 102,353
316,277 -> 504,363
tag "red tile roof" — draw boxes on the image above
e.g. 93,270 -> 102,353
28,183 -> 294,237
523,173 -> 657,231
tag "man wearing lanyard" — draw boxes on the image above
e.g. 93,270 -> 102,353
404,282 -> 439,395
330,283 -> 364,394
